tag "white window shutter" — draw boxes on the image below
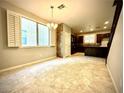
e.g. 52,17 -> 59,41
7,10 -> 20,47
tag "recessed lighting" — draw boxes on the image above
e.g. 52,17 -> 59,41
90,28 -> 94,31
104,21 -> 109,24
80,30 -> 83,32
104,26 -> 107,29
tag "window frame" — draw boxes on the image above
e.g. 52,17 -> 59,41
37,23 -> 50,47
21,17 -> 38,47
20,17 -> 50,48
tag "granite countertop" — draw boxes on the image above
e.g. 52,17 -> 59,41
83,43 -> 107,48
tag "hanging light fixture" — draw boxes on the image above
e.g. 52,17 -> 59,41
47,6 -> 58,30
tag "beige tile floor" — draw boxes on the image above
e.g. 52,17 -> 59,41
0,55 -> 116,93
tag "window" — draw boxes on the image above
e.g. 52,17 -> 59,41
21,17 -> 50,47
38,24 -> 49,46
7,10 -> 54,48
21,18 -> 37,47
84,34 -> 96,44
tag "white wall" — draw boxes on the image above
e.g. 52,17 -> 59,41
0,1 -> 56,70
107,9 -> 123,93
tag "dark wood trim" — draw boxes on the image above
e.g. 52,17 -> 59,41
106,0 -> 123,64
113,0 -> 118,6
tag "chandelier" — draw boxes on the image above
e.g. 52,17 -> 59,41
47,6 -> 58,30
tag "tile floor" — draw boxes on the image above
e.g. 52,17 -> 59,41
0,55 -> 116,93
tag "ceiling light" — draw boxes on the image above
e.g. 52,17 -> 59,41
90,28 -> 94,31
80,30 -> 83,32
104,21 -> 109,24
104,26 -> 107,29
47,6 -> 58,30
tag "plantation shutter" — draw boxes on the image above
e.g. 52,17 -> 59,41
7,10 -> 20,47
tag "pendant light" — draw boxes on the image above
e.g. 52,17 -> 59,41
47,6 -> 58,30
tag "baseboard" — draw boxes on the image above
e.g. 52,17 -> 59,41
106,64 -> 119,93
0,56 -> 56,73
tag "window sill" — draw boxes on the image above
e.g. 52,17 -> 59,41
19,46 -> 56,48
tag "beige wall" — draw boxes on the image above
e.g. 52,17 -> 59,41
107,10 -> 123,93
0,1 -> 56,70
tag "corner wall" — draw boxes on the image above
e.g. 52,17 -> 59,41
107,9 -> 123,93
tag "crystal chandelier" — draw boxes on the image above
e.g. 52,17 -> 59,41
47,6 -> 58,30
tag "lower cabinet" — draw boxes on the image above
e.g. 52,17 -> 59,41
84,47 -> 108,58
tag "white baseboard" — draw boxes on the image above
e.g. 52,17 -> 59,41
106,64 -> 119,93
0,56 -> 56,73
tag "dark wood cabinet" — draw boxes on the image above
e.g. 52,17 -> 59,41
71,35 -> 85,54
76,36 -> 84,52
71,35 -> 77,54
97,33 -> 110,43
84,46 -> 108,58
77,36 -> 83,43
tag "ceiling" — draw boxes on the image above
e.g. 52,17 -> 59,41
4,0 -> 115,33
